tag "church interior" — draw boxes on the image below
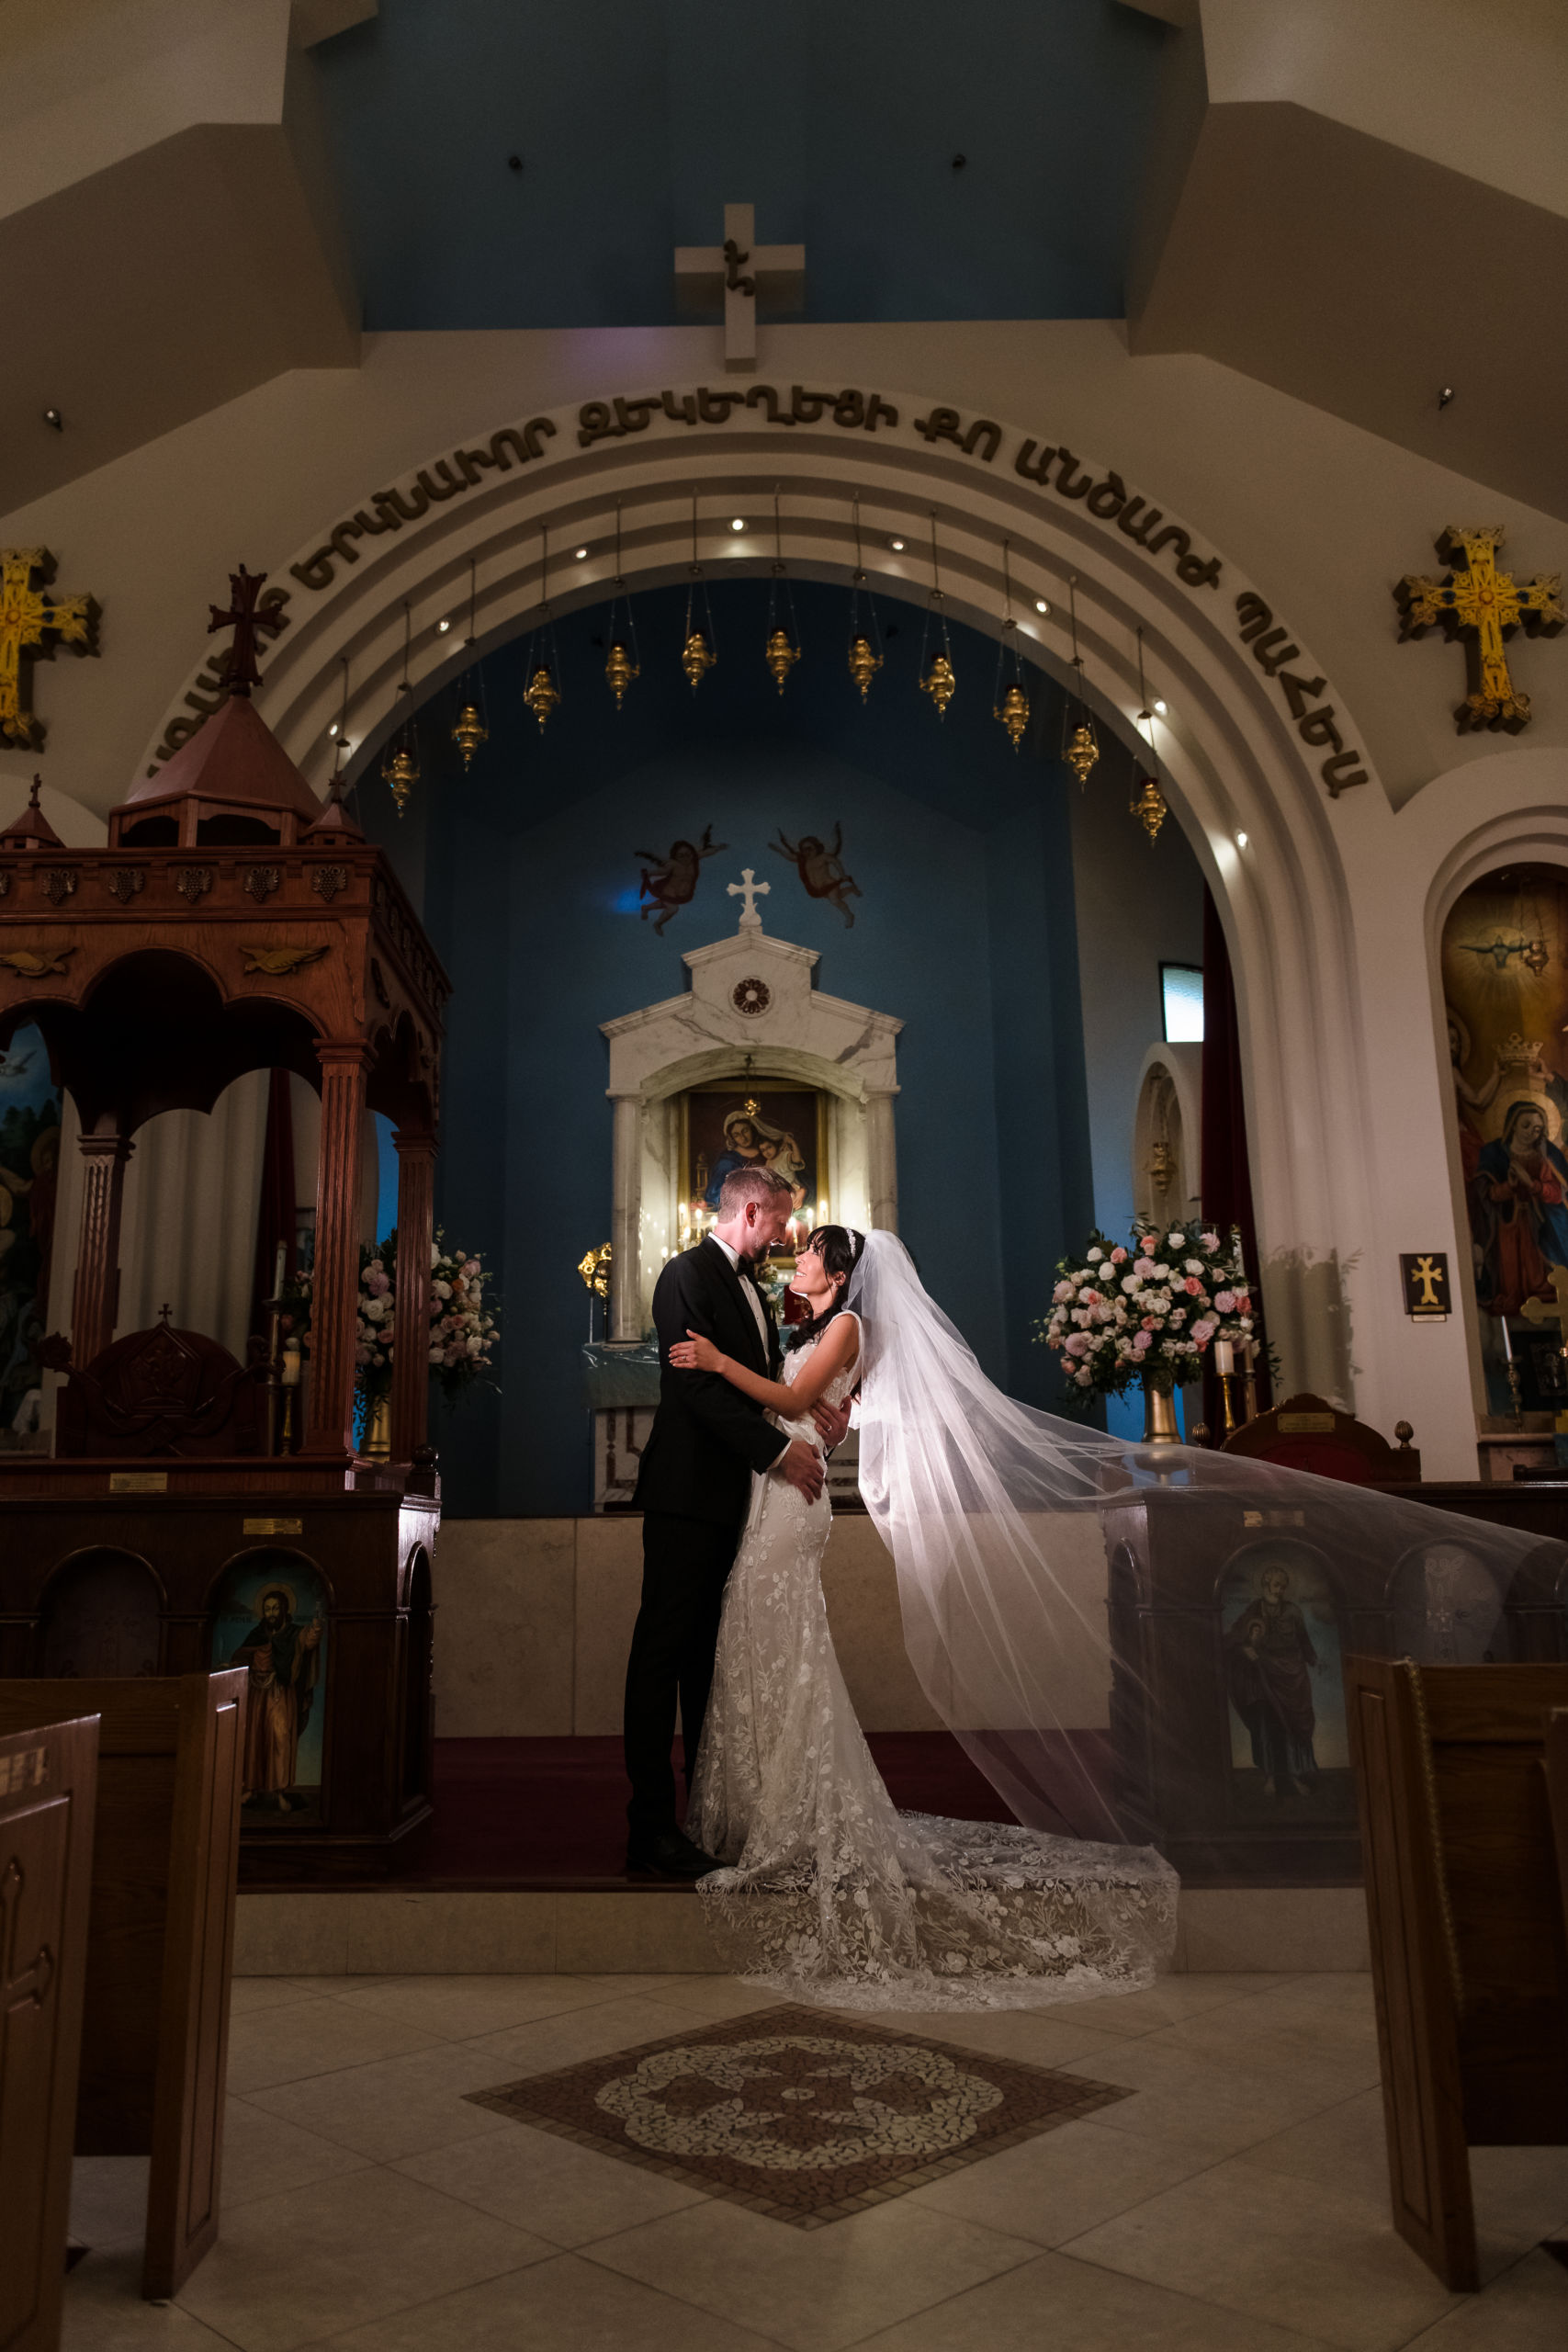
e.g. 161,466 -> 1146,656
3,3 -> 1568,2346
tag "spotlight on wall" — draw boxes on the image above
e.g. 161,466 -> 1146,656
574,547 -> 588,560
1034,598 -> 1049,614
327,721 -> 340,738
42,407 -> 63,431
1153,697 -> 1168,715
436,617 -> 452,633
1236,831 -> 1248,848
889,537 -> 906,551
1438,385 -> 1454,410
730,517 -> 746,532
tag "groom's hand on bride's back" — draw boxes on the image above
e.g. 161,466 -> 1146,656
776,1438 -> 826,1501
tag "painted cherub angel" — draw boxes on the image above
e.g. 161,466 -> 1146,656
770,822 -> 863,928
636,824 -> 728,936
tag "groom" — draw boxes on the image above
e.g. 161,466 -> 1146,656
625,1165 -> 844,1877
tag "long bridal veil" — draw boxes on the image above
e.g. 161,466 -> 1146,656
846,1229 -> 1565,1860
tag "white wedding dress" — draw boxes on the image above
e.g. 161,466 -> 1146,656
691,1316 -> 1179,2010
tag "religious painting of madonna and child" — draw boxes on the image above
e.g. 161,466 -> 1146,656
682,1086 -> 828,1236
209,1553 -> 328,1819
0,1022 -> 62,1446
1441,866 -> 1568,1345
1219,1544 -> 1348,1817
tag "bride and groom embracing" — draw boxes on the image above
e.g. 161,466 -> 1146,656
622,1162 -> 1179,2010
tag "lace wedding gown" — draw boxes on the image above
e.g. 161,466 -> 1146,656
691,1317 -> 1179,2009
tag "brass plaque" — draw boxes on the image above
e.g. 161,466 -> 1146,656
0,1746 -> 47,1795
1276,1413 -> 1336,1435
1243,1509 -> 1306,1528
243,1517 -> 303,1536
109,1470 -> 168,1493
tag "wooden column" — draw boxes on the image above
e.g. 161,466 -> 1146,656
301,1041 -> 369,1458
390,1128 -> 436,1460
71,1121 -> 133,1364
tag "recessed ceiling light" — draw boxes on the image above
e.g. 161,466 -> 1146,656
1034,598 -> 1049,614
1236,831 -> 1248,848
730,517 -> 746,532
327,721 -> 340,737
1153,697 -> 1168,715
436,617 -> 452,633
889,537 -> 905,551
574,547 -> 588,560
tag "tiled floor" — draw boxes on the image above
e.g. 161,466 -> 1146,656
65,1970 -> 1568,2352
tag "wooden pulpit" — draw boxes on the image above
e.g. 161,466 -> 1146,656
0,571 -> 448,1881
0,1672 -> 246,2301
1345,1656 -> 1568,2290
0,1713 -> 97,2352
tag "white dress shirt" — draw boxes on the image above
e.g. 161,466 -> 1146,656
710,1235 -> 771,1352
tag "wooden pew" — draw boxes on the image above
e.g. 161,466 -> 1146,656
1345,1657 -> 1568,2290
1548,1708 -> 1568,1951
0,1714 -> 97,2352
0,1674 -> 246,2301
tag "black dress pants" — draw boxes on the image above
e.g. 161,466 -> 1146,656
624,1510 -> 741,1838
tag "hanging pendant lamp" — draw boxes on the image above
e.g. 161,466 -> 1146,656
991,539 -> 1030,751
682,496 -> 716,690
917,514 -> 956,717
846,495 -> 884,701
1062,575 -> 1100,788
522,527 -> 562,731
1129,627 -> 1168,842
763,492 -> 802,694
381,599 -> 422,816
451,556 -> 489,769
604,504 -> 641,710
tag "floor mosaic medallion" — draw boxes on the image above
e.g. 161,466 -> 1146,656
465,2002 -> 1131,2228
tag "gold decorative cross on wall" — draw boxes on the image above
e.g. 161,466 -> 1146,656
0,546 -> 98,748
673,204 -> 805,373
1395,526 -> 1562,734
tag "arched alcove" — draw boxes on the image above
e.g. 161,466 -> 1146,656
1132,1043 -> 1201,1227
37,1546 -> 163,1677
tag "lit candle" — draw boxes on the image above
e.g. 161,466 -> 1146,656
1214,1340 -> 1235,1375
280,1340 -> 301,1389
1498,1317 -> 1513,1363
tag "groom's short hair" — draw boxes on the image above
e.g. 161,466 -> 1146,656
717,1167 -> 793,1217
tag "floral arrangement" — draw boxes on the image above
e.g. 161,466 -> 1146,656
1036,1220 -> 1255,1406
276,1228 -> 499,1410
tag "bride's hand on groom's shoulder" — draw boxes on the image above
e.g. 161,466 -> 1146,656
670,1329 -> 724,1374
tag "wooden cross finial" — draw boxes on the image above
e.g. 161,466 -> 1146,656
1396,526 -> 1563,734
157,1302 -> 174,1325
208,565 -> 284,697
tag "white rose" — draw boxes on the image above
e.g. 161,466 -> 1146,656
1121,1274 -> 1137,1293
1086,1247 -> 1103,1262
1168,1230 -> 1185,1245
1185,1259 -> 1203,1274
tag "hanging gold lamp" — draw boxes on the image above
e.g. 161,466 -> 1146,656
1062,575 -> 1100,788
991,541 -> 1030,751
1130,771 -> 1168,842
848,632 -> 881,700
524,662 -> 560,730
605,639 -> 638,709
682,495 -> 717,693
918,513 -> 956,716
765,626 -> 799,694
452,702 -> 487,769
764,492 -> 802,693
604,505 -> 641,711
382,742 -> 419,815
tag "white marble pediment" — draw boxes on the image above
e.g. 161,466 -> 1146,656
602,917 -> 901,1102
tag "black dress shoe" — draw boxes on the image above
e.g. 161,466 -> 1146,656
626,1828 -> 722,1880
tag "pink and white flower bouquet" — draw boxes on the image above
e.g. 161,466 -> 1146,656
1036,1220 -> 1255,1407
280,1227 -> 500,1411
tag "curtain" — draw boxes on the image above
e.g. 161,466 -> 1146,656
1200,886 -> 1273,1421
251,1069 -> 298,1338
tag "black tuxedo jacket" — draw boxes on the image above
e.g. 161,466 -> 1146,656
633,1237 -> 789,1525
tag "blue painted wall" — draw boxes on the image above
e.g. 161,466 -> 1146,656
358,579 -> 1201,1510
313,0 -> 1167,330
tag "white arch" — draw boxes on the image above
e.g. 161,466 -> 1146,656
138,382 -> 1462,1448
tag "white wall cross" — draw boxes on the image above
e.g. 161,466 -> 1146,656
728,867 -> 770,929
673,203 -> 805,374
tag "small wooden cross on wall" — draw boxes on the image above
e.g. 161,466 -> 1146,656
1395,526 -> 1562,734
209,564 -> 286,697
674,204 -> 805,373
0,545 -> 98,749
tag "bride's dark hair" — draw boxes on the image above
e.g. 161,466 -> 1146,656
786,1224 -> 864,1349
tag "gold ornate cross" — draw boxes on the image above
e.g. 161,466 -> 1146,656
0,546 -> 98,748
1396,526 -> 1562,733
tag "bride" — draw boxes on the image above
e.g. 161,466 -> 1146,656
668,1224 -> 1179,2010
